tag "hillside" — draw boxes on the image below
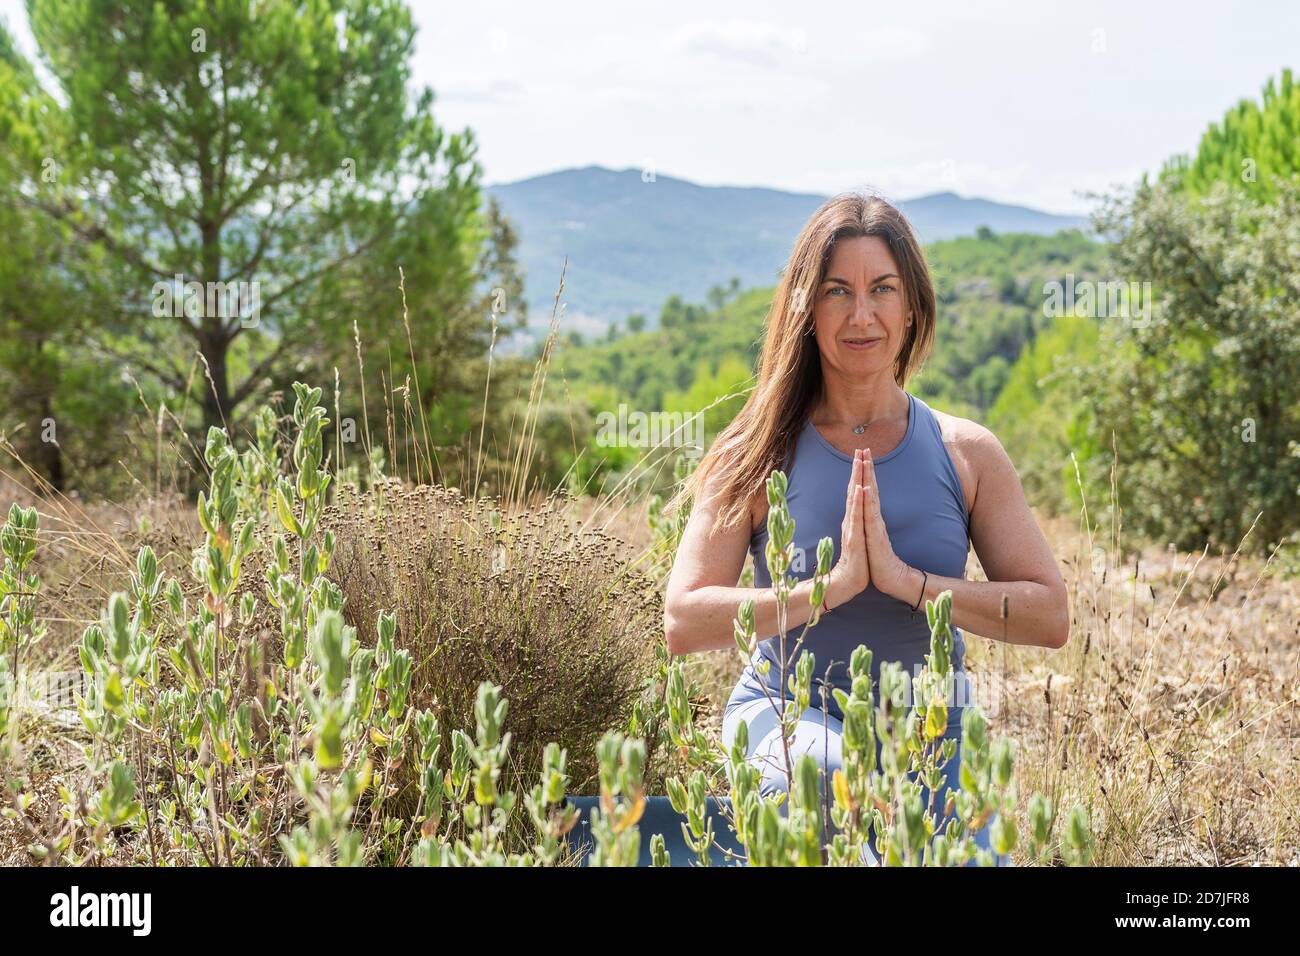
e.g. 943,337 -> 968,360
488,166 -> 1087,334
554,229 -> 1105,414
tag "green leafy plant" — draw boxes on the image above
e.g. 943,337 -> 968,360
0,503 -> 41,694
0,503 -> 59,858
13,381 -> 624,867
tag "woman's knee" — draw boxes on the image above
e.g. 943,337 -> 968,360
754,747 -> 843,807
754,723 -> 842,796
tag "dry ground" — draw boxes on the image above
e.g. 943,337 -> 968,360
3,470 -> 1297,865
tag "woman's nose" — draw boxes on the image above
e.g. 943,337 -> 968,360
850,295 -> 875,325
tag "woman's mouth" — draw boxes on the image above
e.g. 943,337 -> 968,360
842,337 -> 882,351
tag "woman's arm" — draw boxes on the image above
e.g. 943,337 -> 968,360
859,426 -> 1070,649
663,453 -> 873,656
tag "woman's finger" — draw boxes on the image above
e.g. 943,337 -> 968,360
843,449 -> 861,516
849,472 -> 863,536
860,448 -> 871,526
853,452 -> 868,539
867,450 -> 882,511
862,449 -> 884,534
857,485 -> 869,548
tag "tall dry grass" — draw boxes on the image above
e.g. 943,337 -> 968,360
0,463 -> 198,864
978,494 -> 1300,865
323,480 -> 661,794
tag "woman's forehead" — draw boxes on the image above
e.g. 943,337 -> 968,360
824,235 -> 899,276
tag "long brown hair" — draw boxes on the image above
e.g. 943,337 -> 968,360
675,192 -> 937,533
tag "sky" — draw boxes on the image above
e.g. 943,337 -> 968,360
3,0 -> 1297,214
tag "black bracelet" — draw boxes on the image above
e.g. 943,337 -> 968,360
909,570 -> 928,613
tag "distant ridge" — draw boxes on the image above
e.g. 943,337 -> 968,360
487,166 -> 1086,334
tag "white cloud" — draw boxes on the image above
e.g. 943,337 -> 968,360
440,79 -> 526,104
671,19 -> 811,67
669,19 -> 928,68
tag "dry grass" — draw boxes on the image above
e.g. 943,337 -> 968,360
0,470 -> 198,865
973,511 -> 1300,865
0,472 -> 197,668
0,471 -> 663,862
2,448 -> 1296,865
322,479 -> 662,795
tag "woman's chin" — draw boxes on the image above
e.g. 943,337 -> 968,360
836,351 -> 891,374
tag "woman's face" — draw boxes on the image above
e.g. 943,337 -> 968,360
811,235 -> 910,381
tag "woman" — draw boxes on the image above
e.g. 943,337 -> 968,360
662,193 -> 1070,864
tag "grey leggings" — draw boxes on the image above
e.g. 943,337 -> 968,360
722,672 -> 1009,866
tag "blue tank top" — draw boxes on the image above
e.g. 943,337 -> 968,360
745,390 -> 972,724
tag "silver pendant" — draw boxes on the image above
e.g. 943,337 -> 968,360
852,424 -> 866,435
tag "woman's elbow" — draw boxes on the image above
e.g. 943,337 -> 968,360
662,598 -> 691,657
1045,588 -> 1070,649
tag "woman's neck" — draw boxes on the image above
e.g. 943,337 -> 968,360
812,370 -> 908,428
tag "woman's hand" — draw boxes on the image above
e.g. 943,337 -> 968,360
861,446 -> 916,602
824,448 -> 872,610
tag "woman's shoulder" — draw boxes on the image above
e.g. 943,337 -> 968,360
927,406 -> 1005,516
691,454 -> 774,543
928,406 -> 997,449
733,424 -> 809,539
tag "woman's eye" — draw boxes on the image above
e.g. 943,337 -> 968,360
874,284 -> 895,295
827,286 -> 848,296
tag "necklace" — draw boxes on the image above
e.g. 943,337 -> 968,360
850,395 -> 904,435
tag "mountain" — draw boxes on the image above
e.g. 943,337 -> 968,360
487,166 -> 1087,336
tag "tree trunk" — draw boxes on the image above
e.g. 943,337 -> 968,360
199,328 -> 232,436
38,391 -> 64,492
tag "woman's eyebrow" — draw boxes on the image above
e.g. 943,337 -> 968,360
821,273 -> 899,286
